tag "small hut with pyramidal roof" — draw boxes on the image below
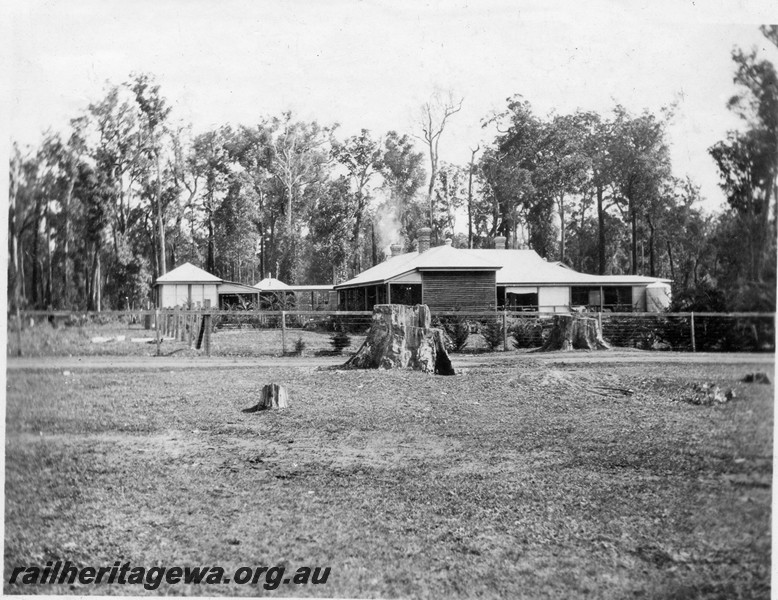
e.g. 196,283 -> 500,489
153,262 -> 222,308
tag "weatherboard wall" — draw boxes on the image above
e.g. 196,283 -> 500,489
421,271 -> 496,311
159,283 -> 218,308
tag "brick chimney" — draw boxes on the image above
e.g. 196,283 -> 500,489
418,227 -> 432,253
390,243 -> 403,257
494,236 -> 507,249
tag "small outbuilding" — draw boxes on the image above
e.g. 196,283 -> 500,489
154,262 -> 222,308
253,276 -> 296,310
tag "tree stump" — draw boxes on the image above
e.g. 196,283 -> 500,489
541,314 -> 610,351
244,383 -> 289,412
343,304 -> 455,375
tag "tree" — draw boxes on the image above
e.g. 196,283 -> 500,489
478,97 -> 545,249
305,177 -> 353,284
433,162 -> 467,240
376,131 -> 427,250
708,25 -> 777,308
268,113 -> 335,282
533,113 -> 591,262
609,106 -> 672,274
190,128 -> 232,274
577,111 -> 613,274
227,124 -> 275,279
416,90 -> 463,243
333,129 -> 382,275
129,73 -> 173,275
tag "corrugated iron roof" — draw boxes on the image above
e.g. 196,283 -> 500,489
336,246 -> 669,288
334,244 -> 501,288
154,262 -> 222,284
218,282 -> 260,295
253,277 -> 292,291
467,250 -> 669,285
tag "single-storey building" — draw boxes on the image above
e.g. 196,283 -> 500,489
154,262 -> 222,308
253,276 -> 295,309
334,229 -> 671,313
253,277 -> 334,310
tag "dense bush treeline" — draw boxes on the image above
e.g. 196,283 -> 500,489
8,27 -> 776,312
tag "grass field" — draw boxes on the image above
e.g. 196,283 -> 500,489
4,354 -> 773,598
6,320 -> 369,358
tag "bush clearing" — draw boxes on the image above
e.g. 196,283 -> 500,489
4,356 -> 772,598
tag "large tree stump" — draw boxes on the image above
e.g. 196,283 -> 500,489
244,383 -> 289,412
343,304 -> 455,375
541,314 -> 610,351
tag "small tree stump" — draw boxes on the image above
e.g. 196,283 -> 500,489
244,383 -> 289,412
343,304 -> 455,375
541,314 -> 610,351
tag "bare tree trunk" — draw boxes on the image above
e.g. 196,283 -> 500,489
468,146 -> 479,249
630,202 -> 638,275
156,151 -> 167,275
371,219 -> 378,267
9,153 -> 22,310
558,194 -> 566,263
206,196 -> 215,273
45,204 -> 53,306
31,192 -> 42,307
96,247 -> 102,312
63,176 -> 74,307
646,212 -> 656,277
597,183 -> 606,275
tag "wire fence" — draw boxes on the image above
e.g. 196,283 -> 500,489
6,308 -> 775,358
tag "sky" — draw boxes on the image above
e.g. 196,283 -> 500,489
4,0 -> 778,212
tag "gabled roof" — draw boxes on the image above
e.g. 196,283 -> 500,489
154,262 -> 222,285
335,245 -> 669,289
334,244 -> 501,289
253,277 -> 291,291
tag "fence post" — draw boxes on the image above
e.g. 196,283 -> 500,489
204,312 -> 211,357
502,310 -> 508,351
281,310 -> 287,355
15,307 -> 23,357
598,311 -> 603,334
155,309 -> 161,356
187,311 -> 193,347
690,312 -> 696,353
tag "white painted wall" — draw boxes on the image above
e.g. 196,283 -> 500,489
631,286 -> 646,312
159,283 -> 218,308
538,286 -> 570,312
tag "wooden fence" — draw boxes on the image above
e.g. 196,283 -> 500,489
6,308 -> 776,357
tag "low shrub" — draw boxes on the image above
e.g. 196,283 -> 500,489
510,319 -> 545,348
293,336 -> 306,356
440,316 -> 471,352
330,330 -> 351,354
480,318 -> 505,351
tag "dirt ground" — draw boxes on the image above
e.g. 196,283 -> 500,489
7,349 -> 775,371
4,349 -> 774,598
